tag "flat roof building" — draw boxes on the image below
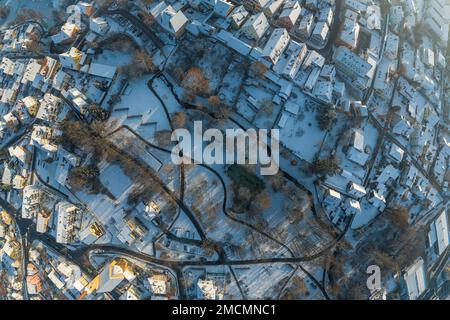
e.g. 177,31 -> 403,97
278,0 -> 302,30
261,28 -> 290,65
241,12 -> 270,41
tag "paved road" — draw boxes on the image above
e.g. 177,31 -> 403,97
74,212 -> 354,269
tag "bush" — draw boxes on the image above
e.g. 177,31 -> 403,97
89,104 -> 110,121
316,107 -> 336,131
312,157 -> 340,176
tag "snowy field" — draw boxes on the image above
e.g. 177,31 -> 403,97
109,76 -> 171,143
279,110 -> 327,163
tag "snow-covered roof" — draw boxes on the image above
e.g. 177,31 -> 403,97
324,188 -> 341,203
263,0 -> 284,16
88,63 -> 117,79
345,0 -> 367,13
385,32 -> 399,60
228,5 -> 248,27
388,144 -> 404,163
56,202 -> 78,244
151,2 -> 189,35
345,197 -> 361,211
216,30 -> 252,55
376,165 -> 400,184
429,210 -> 449,256
242,12 -> 269,40
261,28 -> 290,64
403,258 -> 426,300
352,129 -> 364,152
333,46 -> 372,77
338,16 -> 360,49
366,5 -> 381,30
214,0 -> 235,18
311,21 -> 329,44
279,0 -> 302,27
347,181 -> 366,196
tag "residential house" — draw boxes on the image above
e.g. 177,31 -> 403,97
241,12 -> 269,41
261,28 -> 290,65
214,0 -> 235,18
296,13 -> 314,38
228,5 -> 249,29
150,2 -> 189,38
90,17 -> 110,36
278,0 -> 302,30
55,201 -> 80,244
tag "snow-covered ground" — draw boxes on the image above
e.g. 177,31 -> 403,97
0,0 -> 55,28
108,76 -> 171,143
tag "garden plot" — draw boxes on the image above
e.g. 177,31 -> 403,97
167,209 -> 202,241
278,265 -> 326,300
108,76 -> 171,142
166,38 -> 232,96
278,91 -> 326,163
257,182 -> 332,257
99,164 -> 133,201
279,110 -> 326,163
217,61 -> 247,106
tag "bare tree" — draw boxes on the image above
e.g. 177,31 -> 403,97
172,112 -> 187,128
249,61 -> 268,79
181,67 -> 209,97
133,49 -> 156,73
